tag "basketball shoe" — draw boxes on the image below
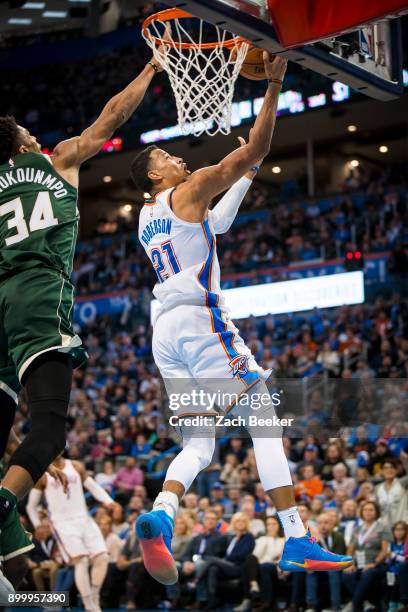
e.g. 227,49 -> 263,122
136,510 -> 178,585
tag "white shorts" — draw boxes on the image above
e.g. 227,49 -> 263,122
50,516 -> 107,563
153,304 -> 266,416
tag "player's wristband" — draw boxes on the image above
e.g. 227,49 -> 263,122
250,165 -> 260,173
268,78 -> 283,85
148,61 -> 159,73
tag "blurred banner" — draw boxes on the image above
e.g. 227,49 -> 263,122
73,254 -> 396,326
151,271 -> 365,322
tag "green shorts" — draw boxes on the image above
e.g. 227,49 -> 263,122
0,267 -> 87,401
0,506 -> 34,562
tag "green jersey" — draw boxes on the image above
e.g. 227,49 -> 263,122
0,152 -> 78,280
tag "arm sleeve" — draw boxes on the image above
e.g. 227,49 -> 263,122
209,176 -> 253,234
83,476 -> 114,505
26,489 -> 43,528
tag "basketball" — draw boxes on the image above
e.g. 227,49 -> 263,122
240,46 -> 271,81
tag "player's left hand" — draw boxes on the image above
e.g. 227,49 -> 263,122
47,465 -> 69,493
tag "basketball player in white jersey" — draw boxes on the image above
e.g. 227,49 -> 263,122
131,53 -> 352,588
27,456 -> 118,612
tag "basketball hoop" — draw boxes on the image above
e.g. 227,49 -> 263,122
142,8 -> 249,137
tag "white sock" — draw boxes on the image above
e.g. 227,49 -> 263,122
74,557 -> 94,611
277,506 -> 306,539
90,553 -> 108,611
153,491 -> 179,521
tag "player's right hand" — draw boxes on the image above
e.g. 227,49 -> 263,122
153,22 -> 172,72
263,53 -> 287,82
47,465 -> 69,494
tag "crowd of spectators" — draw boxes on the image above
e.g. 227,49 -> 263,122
14,253 -> 408,611
73,166 -> 407,297
19,438 -> 408,611
1,6 -> 408,611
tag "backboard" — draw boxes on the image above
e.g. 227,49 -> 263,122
163,0 -> 404,100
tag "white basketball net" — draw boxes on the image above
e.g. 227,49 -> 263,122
143,16 -> 249,137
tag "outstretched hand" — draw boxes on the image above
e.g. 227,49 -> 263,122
263,52 -> 287,82
153,22 -> 172,72
47,465 -> 69,494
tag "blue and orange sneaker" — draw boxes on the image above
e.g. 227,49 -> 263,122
279,532 -> 353,572
136,510 -> 178,585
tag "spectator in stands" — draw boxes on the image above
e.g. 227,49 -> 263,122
240,500 -> 266,537
173,515 -> 193,561
176,510 -> 226,609
369,439 -> 394,477
342,500 -> 390,611
220,453 -> 241,487
207,484 -> 228,511
196,512 -> 255,610
28,521 -> 59,592
375,459 -> 408,527
212,504 -> 230,535
330,463 -> 355,498
111,504 -> 129,538
95,460 -> 116,492
339,499 -> 359,547
116,514 -> 156,610
98,515 -> 124,563
224,487 -> 242,516
113,456 -> 144,504
305,512 -> 347,611
321,442 -> 344,481
295,464 -> 324,500
98,515 -> 124,608
234,515 -> 285,612
296,444 -> 324,476
386,521 -> 408,611
316,341 -> 341,377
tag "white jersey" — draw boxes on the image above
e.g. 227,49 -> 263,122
139,187 -> 224,322
44,460 -> 88,524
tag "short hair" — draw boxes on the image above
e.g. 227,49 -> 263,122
130,145 -> 157,194
382,458 -> 397,469
0,116 -> 19,165
360,500 -> 381,520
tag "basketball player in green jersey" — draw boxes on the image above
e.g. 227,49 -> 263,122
0,54 -> 163,541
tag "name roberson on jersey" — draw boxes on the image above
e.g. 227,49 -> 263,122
139,187 -> 225,323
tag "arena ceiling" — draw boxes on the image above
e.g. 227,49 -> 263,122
0,0 -> 147,38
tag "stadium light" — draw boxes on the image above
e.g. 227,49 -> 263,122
8,17 -> 32,24
23,2 -> 45,8
43,10 -> 67,17
379,145 -> 388,153
347,124 -> 357,132
350,159 -> 359,168
272,166 -> 281,174
103,176 -> 112,183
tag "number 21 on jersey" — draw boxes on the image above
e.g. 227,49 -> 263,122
150,240 -> 181,283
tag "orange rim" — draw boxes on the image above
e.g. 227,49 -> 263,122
142,8 -> 247,50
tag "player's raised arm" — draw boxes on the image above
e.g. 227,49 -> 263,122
52,62 -> 159,175
53,25 -> 172,179
173,54 -> 287,221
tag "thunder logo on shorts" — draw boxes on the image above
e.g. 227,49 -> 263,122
229,355 -> 249,376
